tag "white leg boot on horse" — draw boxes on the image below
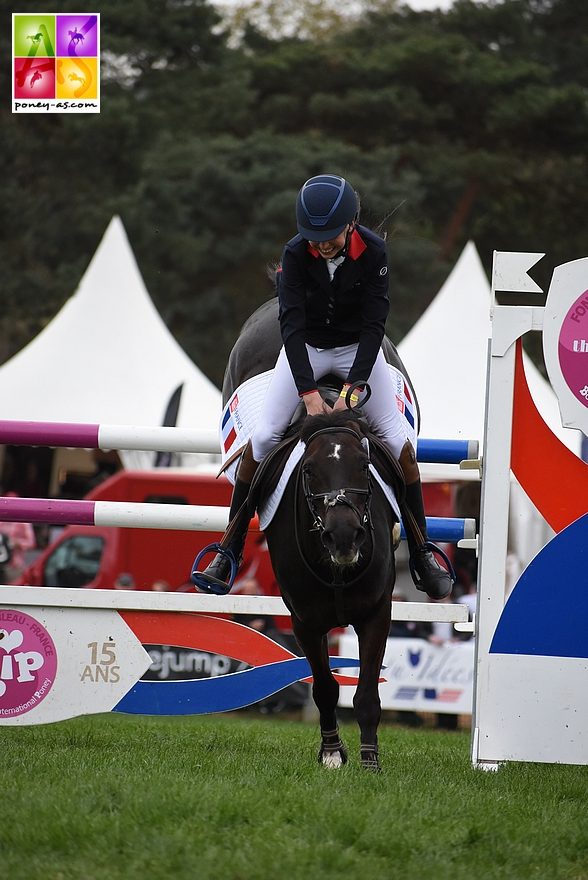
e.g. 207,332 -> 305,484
191,443 -> 259,594
399,442 -> 454,601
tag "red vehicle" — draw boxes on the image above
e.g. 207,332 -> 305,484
17,470 -> 278,597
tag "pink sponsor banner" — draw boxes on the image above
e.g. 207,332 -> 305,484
558,289 -> 588,410
0,610 -> 57,718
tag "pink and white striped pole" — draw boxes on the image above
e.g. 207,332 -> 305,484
0,420 -> 219,453
0,496 -> 233,531
0,419 -> 479,465
0,497 -> 475,542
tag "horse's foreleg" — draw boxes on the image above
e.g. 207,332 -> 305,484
353,598 -> 391,771
293,619 -> 346,768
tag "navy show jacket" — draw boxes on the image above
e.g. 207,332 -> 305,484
277,225 -> 390,395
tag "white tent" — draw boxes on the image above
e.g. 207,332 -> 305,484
398,241 -> 583,568
0,216 -> 221,470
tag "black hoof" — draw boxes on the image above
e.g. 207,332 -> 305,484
360,746 -> 381,772
360,746 -> 382,773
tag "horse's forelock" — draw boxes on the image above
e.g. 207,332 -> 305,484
299,410 -> 365,445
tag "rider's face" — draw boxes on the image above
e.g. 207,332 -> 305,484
309,225 -> 350,260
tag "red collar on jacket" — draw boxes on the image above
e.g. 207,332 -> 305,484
307,228 -> 367,261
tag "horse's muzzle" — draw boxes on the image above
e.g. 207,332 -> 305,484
321,522 -> 366,566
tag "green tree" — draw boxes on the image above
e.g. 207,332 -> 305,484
2,0 -> 587,386
122,128 -> 440,385
0,0 -> 230,365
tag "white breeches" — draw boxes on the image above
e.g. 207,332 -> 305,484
250,343 -> 411,462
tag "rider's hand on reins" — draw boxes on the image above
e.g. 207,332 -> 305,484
332,396 -> 349,413
332,382 -> 369,412
304,391 -> 332,416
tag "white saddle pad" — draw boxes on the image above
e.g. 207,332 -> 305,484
220,365 -> 417,486
257,442 -> 401,530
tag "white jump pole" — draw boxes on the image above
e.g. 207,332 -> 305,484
0,496 -> 477,543
0,419 -> 478,465
0,585 -> 470,623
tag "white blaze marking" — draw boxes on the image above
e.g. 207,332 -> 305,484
328,443 -> 341,460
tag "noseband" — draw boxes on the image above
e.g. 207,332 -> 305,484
299,426 -> 374,541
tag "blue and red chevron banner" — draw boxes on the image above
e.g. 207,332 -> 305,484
114,612 -> 363,716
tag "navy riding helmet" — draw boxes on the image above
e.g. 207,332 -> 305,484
296,174 -> 359,242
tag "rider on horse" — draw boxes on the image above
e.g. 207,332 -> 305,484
196,174 -> 452,600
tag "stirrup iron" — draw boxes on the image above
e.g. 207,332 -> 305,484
190,543 -> 238,595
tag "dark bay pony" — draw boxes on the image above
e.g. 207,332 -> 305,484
221,299 -> 416,770
256,408 -> 404,770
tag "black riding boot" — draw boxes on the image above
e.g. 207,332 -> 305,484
200,476 -> 252,587
404,480 -> 452,601
199,443 -> 259,589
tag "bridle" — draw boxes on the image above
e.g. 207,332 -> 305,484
301,427 -> 373,535
302,479 -> 372,533
295,426 -> 374,586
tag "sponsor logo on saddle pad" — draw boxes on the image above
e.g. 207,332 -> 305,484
221,395 -> 239,453
395,377 -> 415,429
12,12 -> 100,113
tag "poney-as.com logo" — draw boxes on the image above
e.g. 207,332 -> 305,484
12,13 -> 100,113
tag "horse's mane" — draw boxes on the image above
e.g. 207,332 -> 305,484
298,410 -> 365,444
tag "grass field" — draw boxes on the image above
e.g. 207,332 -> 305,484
1,712 -> 588,880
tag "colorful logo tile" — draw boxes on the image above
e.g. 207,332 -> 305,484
12,12 -> 100,113
14,57 -> 56,98
13,14 -> 55,57
56,56 -> 98,99
55,14 -> 98,57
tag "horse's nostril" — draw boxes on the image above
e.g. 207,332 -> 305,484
322,526 -> 365,554
321,529 -> 336,550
